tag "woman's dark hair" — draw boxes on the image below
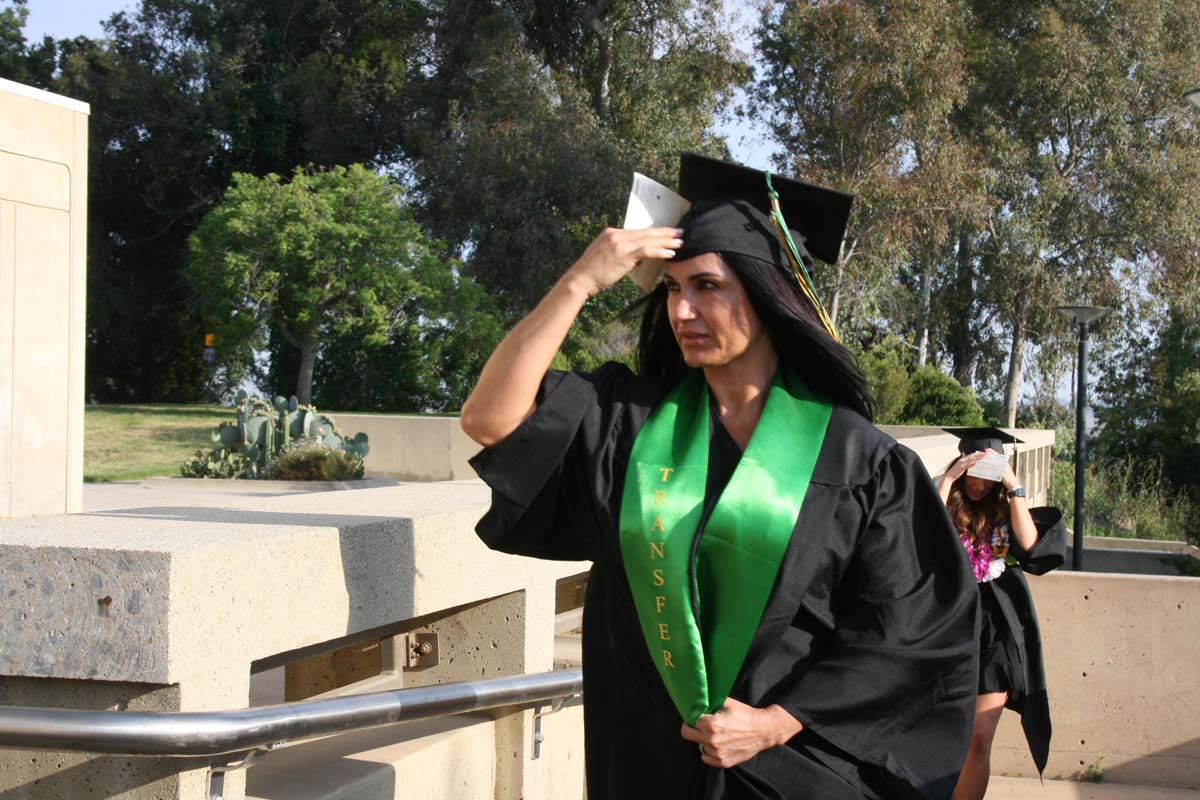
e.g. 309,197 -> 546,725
945,470 -> 1009,545
629,251 -> 875,420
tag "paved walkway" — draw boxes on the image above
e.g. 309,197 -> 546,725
988,777 -> 1200,797
81,475 -> 407,512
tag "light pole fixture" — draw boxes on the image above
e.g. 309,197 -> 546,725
1059,305 -> 1111,570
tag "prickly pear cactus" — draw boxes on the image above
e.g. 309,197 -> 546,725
183,392 -> 369,480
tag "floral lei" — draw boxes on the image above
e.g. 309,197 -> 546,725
961,521 -> 1014,583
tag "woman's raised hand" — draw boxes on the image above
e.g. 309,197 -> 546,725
461,226 -> 681,447
565,227 -> 684,297
946,451 -> 985,482
999,458 -> 1021,492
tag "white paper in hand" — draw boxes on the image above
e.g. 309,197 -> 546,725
622,173 -> 691,292
966,450 -> 1008,482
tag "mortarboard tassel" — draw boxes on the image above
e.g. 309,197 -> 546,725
764,172 -> 841,343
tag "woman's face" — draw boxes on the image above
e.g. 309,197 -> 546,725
663,253 -> 769,369
963,474 -> 997,502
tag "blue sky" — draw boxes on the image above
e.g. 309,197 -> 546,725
22,0 -> 129,42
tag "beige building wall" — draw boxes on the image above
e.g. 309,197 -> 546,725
0,78 -> 89,518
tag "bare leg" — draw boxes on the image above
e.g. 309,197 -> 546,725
953,692 -> 1008,800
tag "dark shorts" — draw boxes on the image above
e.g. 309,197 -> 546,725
978,587 -> 1020,695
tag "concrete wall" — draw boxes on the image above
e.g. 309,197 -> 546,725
0,78 -> 89,518
991,571 -> 1200,787
1065,544 -> 1200,576
890,425 -> 1055,507
333,414 -> 479,481
341,414 -> 1055,506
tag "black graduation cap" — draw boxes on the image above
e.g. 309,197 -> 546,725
943,427 -> 1023,456
670,152 -> 854,267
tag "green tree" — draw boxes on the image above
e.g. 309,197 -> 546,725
898,365 -> 986,426
299,257 -> 502,412
406,0 -> 747,330
10,0 -> 429,401
940,0 -> 1200,420
754,0 -> 987,343
187,165 -> 489,405
0,0 -> 29,79
754,0 -> 1200,435
0,0 -> 54,84
855,334 -> 914,424
1095,305 -> 1200,507
7,0 -> 748,398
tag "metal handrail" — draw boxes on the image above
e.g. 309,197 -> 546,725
0,668 -> 582,757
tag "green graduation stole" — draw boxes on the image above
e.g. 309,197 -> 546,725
618,367 -> 832,725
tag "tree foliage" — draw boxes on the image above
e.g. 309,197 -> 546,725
1095,303 -> 1200,507
854,334 -> 915,424
946,0 -> 1200,421
4,0 -> 1200,512
187,165 -> 497,407
2,0 -> 428,401
404,0 -> 747,326
754,0 -> 1200,429
1,0 -> 748,399
898,365 -> 986,426
754,0 -> 987,339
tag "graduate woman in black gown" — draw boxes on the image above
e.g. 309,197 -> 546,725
938,430 -> 1066,799
461,153 -> 980,800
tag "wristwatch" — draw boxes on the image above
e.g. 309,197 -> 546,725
1007,486 -> 1026,499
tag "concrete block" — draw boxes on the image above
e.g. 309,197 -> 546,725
991,571 -> 1200,787
538,701 -> 585,800
0,548 -> 171,682
330,415 -> 481,481
1065,545 -> 1200,577
0,481 -> 587,799
988,776 -> 1200,798
284,640 -> 382,701
244,714 -> 496,800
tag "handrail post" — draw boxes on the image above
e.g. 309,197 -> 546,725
207,751 -> 259,800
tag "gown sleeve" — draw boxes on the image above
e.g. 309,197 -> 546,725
768,444 -> 980,798
468,362 -> 637,562
1011,506 -> 1067,575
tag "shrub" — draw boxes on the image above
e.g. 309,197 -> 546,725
181,448 -> 253,479
897,365 -> 985,426
858,336 -> 912,424
263,441 -> 365,481
1049,456 -> 1198,544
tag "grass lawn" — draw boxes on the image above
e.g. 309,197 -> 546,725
84,404 -> 230,482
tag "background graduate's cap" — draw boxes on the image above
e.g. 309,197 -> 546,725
669,152 -> 853,340
942,426 -> 1023,455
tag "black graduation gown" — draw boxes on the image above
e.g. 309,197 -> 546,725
984,507 -> 1066,774
470,363 -> 980,800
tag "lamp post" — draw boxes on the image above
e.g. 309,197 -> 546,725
1059,306 -> 1110,570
